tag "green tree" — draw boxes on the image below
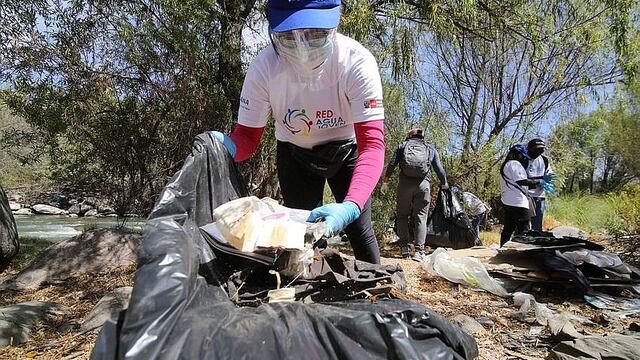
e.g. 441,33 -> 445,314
1,0 -> 262,214
548,84 -> 640,194
341,0 -> 639,207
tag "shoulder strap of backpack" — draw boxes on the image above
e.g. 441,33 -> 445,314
542,155 -> 549,171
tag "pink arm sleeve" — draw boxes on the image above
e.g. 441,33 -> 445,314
229,124 -> 265,162
344,120 -> 385,210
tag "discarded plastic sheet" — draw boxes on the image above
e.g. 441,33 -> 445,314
559,249 -> 635,275
512,292 -> 535,318
548,334 -> 640,360
511,230 -> 604,251
494,232 -> 639,294
423,248 -> 509,297
584,293 -> 640,318
91,133 -> 479,360
512,292 -> 588,340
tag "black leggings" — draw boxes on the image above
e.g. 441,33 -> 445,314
500,204 -> 530,246
276,141 -> 380,264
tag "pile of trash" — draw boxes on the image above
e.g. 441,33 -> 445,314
421,231 -> 640,359
435,230 -> 640,297
425,189 -> 478,249
91,133 -> 479,360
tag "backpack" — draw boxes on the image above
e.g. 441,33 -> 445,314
400,139 -> 429,178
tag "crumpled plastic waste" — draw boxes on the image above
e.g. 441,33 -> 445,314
559,249 -> 632,274
512,292 -> 588,340
549,334 -> 640,360
211,196 -> 315,252
584,292 -> 640,318
422,248 -> 509,297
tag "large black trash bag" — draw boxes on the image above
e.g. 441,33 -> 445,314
425,189 -> 477,249
91,132 -> 478,360
512,230 -> 604,251
0,184 -> 19,272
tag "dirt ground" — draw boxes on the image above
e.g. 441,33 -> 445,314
1,242 -> 638,360
0,266 -> 135,360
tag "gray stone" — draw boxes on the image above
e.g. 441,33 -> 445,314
0,301 -> 64,347
8,202 -> 21,211
13,208 -> 34,216
449,314 -> 486,336
80,204 -> 94,215
32,204 -> 68,215
85,209 -> 99,217
81,287 -> 132,333
68,204 -> 82,215
8,193 -> 23,203
0,229 -> 141,290
475,316 -> 495,330
57,320 -> 78,333
69,203 -> 93,215
552,225 -> 588,239
99,206 -> 115,215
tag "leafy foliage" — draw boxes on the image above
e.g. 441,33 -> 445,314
1,0 -> 261,214
548,83 -> 640,194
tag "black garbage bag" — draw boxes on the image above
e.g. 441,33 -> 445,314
91,132 -> 478,360
425,189 -> 477,249
512,230 -> 604,251
0,184 -> 19,272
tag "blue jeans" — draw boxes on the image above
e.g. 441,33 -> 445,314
531,197 -> 546,231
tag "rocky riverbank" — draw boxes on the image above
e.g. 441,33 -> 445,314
6,190 -> 134,218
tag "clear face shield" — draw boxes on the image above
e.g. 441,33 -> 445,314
270,28 -> 337,84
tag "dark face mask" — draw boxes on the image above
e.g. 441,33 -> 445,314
528,148 -> 544,159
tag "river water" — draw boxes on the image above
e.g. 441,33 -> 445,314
14,215 -> 145,242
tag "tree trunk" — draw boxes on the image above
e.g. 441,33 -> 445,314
568,172 -> 576,193
602,155 -> 610,191
0,185 -> 19,272
217,0 -> 257,125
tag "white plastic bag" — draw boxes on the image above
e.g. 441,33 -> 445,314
212,196 -> 309,252
423,248 -> 509,297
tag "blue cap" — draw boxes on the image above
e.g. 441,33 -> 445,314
510,144 -> 532,160
268,0 -> 341,32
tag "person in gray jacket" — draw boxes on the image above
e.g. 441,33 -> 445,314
381,129 -> 448,261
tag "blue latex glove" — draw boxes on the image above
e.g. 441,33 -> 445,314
543,171 -> 557,183
540,179 -> 556,195
212,131 -> 237,158
307,201 -> 361,237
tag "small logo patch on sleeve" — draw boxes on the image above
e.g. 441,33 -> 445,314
364,99 -> 383,109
